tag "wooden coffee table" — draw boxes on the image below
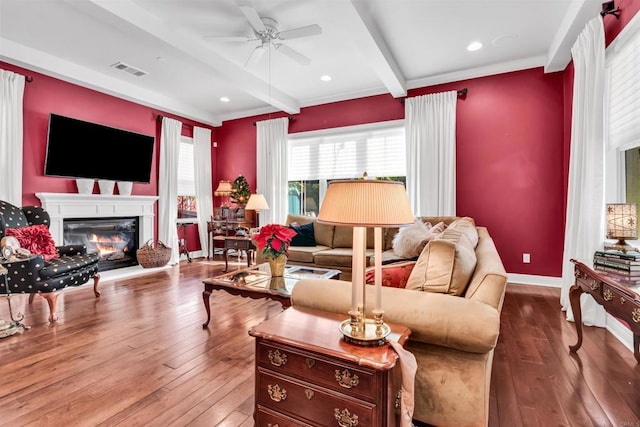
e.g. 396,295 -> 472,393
202,263 -> 341,328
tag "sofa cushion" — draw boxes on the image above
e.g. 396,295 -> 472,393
447,217 -> 479,248
406,231 -> 477,296
288,245 -> 331,263
289,222 -> 316,246
314,247 -> 374,267
365,261 -> 416,288
392,219 -> 431,257
286,214 -> 335,248
332,226 -> 376,249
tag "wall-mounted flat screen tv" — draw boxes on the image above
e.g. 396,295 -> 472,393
44,113 -> 155,183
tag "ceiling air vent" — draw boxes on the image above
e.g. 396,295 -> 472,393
110,62 -> 148,77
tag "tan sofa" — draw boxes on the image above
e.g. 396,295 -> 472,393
290,218 -> 508,427
256,214 -> 458,280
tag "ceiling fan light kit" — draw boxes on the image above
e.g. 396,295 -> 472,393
205,5 -> 322,67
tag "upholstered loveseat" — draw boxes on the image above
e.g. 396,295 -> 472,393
290,217 -> 508,427
0,201 -> 100,322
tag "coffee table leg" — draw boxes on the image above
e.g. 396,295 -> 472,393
202,287 -> 212,328
224,248 -> 229,272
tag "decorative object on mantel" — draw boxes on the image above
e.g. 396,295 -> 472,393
75,178 -> 94,194
317,177 -> 414,346
117,181 -> 133,196
230,175 -> 251,207
605,203 -> 638,251
254,224 -> 296,277
137,239 -> 171,268
98,180 -> 115,195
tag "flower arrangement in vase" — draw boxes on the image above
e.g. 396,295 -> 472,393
254,224 -> 297,276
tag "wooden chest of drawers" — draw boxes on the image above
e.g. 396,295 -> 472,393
248,307 -> 411,426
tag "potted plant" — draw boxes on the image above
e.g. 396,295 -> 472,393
254,224 -> 297,276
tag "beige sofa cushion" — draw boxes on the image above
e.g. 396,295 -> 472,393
286,214 -> 334,248
447,216 -> 479,248
333,225 -> 375,249
313,247 -> 374,267
287,245 -> 331,263
406,231 -> 477,296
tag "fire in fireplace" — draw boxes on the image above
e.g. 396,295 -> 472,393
63,217 -> 139,271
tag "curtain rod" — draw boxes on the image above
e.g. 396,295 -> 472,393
399,88 -> 468,104
253,116 -> 294,126
156,114 -> 194,129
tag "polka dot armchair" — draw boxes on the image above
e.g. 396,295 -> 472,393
0,200 -> 100,322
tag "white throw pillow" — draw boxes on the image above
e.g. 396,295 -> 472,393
392,219 -> 431,258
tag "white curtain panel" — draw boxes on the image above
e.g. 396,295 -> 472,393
561,17 -> 607,327
0,69 -> 25,206
405,91 -> 457,216
256,117 -> 289,225
193,126 -> 213,255
158,117 -> 182,266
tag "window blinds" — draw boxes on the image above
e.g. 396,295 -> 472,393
288,125 -> 406,181
178,137 -> 195,195
607,23 -> 640,150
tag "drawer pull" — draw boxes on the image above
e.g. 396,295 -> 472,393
395,390 -> 402,409
305,357 -> 315,368
334,408 -> 359,427
603,288 -> 613,301
304,388 -> 314,399
335,369 -> 359,388
589,280 -> 600,291
267,384 -> 287,402
633,308 -> 640,323
268,349 -> 287,367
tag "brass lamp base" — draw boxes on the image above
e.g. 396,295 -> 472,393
339,318 -> 390,347
605,239 -> 638,252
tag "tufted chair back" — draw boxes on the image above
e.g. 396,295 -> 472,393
0,200 -> 51,240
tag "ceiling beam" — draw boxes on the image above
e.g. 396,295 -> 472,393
545,0 -> 602,73
342,0 -> 406,98
81,0 -> 300,114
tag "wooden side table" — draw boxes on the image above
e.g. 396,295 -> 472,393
570,259 -> 640,362
223,236 -> 255,271
248,307 -> 411,426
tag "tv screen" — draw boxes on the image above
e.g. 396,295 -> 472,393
44,114 -> 155,183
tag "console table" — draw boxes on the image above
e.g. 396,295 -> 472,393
569,259 -> 640,363
248,307 -> 410,426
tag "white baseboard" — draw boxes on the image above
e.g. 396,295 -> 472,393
100,264 -> 172,282
506,273 -> 635,359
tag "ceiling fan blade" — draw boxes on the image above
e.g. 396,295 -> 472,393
245,44 -> 266,67
239,5 -> 266,33
278,24 -> 322,40
275,44 -> 311,66
203,35 -> 255,42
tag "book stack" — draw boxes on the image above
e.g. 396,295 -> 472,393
593,249 -> 640,277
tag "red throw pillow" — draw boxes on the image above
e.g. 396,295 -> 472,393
365,261 -> 416,289
6,225 -> 60,260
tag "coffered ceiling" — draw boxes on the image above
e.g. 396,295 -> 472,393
0,0 -> 603,126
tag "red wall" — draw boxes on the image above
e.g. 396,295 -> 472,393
217,68 -> 566,276
1,61 -> 214,251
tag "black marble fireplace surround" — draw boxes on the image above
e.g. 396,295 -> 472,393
63,217 -> 139,272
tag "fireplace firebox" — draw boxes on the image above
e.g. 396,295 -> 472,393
63,217 -> 139,272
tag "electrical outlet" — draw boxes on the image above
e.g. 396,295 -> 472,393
523,253 -> 530,263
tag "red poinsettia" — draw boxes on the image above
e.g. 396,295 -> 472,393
254,224 -> 297,258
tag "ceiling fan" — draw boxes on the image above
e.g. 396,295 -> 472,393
204,5 -> 322,67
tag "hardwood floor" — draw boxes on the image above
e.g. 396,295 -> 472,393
0,258 -> 638,426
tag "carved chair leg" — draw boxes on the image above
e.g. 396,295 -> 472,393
28,293 -> 35,304
93,273 -> 101,297
40,292 -> 59,322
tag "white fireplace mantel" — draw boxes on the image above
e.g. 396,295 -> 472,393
36,193 -> 158,246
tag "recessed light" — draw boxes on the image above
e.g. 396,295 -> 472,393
220,97 -> 230,103
320,75 -> 332,82
466,41 -> 483,52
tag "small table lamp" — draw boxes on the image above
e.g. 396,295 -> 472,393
317,178 -> 413,346
246,193 -> 270,227
606,203 -> 638,251
215,180 -> 233,207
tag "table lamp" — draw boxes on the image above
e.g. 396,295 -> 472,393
214,180 -> 233,207
317,178 -> 413,346
605,203 -> 638,251
245,193 -> 270,227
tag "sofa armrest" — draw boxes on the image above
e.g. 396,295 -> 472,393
291,278 -> 500,354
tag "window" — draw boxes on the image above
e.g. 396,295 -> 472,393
177,136 -> 197,221
605,20 -> 640,236
288,121 -> 406,216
